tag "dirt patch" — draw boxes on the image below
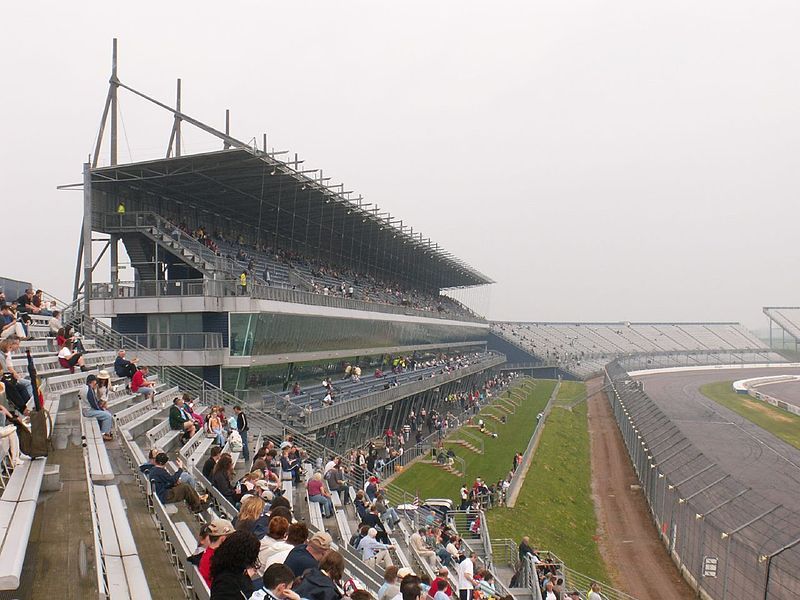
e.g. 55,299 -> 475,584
586,377 -> 694,600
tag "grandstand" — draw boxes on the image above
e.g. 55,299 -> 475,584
490,321 -> 782,378
764,307 -> 800,351
0,41 -> 522,599
11,40 -> 792,600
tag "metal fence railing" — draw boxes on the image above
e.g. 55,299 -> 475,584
604,360 -> 800,600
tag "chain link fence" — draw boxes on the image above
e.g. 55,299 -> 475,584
604,360 -> 800,600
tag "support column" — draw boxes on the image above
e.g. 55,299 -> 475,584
110,234 -> 119,294
82,163 -> 93,317
110,38 -> 118,166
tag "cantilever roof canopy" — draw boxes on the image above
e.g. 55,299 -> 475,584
90,148 -> 493,290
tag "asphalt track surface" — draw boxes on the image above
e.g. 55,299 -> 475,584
636,367 -> 800,509
757,379 -> 800,408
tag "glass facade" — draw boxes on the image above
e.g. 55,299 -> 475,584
221,345 -> 486,396
229,312 -> 487,357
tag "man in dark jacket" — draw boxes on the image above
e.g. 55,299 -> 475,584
113,349 -> 137,379
234,405 -> 250,462
284,531 -> 332,577
169,396 -> 196,441
149,452 -> 207,513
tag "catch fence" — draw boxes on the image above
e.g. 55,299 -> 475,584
604,361 -> 800,600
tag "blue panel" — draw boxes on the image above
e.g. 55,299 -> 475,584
202,312 -> 229,347
112,314 -> 147,334
202,366 -> 220,387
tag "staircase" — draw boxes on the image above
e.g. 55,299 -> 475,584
63,298 -> 338,467
105,211 -> 240,280
426,459 -> 464,478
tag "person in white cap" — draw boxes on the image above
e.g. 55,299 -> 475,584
357,527 -> 394,570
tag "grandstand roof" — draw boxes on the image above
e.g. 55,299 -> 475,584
89,149 -> 492,290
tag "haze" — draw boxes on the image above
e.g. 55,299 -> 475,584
2,1 -> 798,331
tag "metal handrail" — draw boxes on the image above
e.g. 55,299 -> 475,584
90,278 -> 487,324
63,295 -> 335,464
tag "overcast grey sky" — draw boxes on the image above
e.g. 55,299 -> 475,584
2,1 -> 798,330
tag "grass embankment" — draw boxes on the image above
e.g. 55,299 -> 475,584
700,381 -> 800,450
489,381 -> 609,582
391,380 -> 556,502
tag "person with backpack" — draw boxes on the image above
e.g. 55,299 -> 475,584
82,374 -> 114,442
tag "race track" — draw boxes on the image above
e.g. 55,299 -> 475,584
635,367 -> 800,509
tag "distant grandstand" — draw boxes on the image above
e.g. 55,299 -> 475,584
764,307 -> 800,351
490,321 -> 783,378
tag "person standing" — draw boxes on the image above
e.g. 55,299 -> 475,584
456,552 -> 477,600
234,405 -> 250,462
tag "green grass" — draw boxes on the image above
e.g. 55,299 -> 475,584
489,382 -> 609,582
700,381 -> 800,450
391,380 -> 556,501
553,380 -> 586,406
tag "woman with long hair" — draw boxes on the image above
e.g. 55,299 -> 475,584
234,495 -> 267,539
212,453 -> 242,505
208,406 -> 227,446
209,530 -> 260,599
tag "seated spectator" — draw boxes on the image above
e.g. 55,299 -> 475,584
168,396 -> 196,441
202,445 -> 223,480
96,370 -> 112,403
251,563 -> 300,600
293,550 -> 346,600
428,576 -> 451,600
207,406 -> 227,446
357,528 -> 394,570
410,528 -> 437,569
198,518 -> 235,586
32,290 -> 53,316
234,495 -> 268,539
284,531 -> 332,577
131,365 -> 155,398
113,349 -> 138,379
256,515 -> 293,574
280,446 -> 300,484
0,392 -> 22,467
48,310 -> 62,337
183,393 -> 205,428
429,568 -> 453,600
212,453 -> 243,505
149,452 -> 208,513
15,289 -> 38,314
378,566 -> 400,600
58,340 -> 87,373
80,374 -> 113,441
324,462 -> 351,505
307,472 -> 334,518
0,305 -> 26,341
187,523 -> 212,567
374,491 -> 400,529
140,447 -> 197,489
0,337 -> 33,407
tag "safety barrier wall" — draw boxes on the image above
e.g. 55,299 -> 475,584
604,360 -> 800,600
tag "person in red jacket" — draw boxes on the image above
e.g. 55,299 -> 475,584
131,365 -> 155,398
198,518 -> 235,586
